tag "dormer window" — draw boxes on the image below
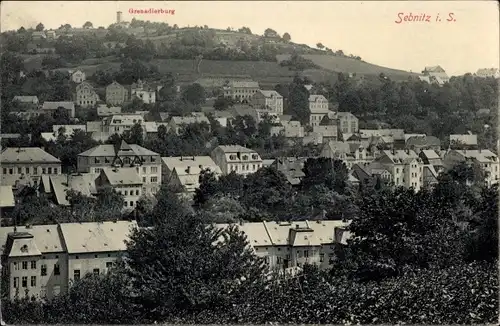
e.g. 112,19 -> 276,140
229,155 -> 236,160
242,155 -> 248,160
251,154 -> 259,160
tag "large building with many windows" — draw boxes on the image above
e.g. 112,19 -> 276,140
0,221 -> 138,301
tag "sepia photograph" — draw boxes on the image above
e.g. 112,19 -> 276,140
0,0 -> 498,324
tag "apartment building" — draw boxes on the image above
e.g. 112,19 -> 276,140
251,90 -> 284,115
336,112 -> 359,134
0,147 -> 62,186
130,79 -> 156,104
168,114 -> 210,135
443,149 -> 499,186
308,95 -> 330,127
161,156 -> 221,193
75,82 -> 99,108
223,81 -> 260,102
320,141 -> 372,169
373,149 -> 424,190
70,70 -> 86,84
211,145 -> 263,176
0,221 -> 137,301
101,114 -> 145,136
77,140 -> 161,195
215,220 -> 350,270
95,167 -> 143,210
281,120 -> 305,138
106,81 -> 129,105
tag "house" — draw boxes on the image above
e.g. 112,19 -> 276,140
313,125 -> 337,143
41,125 -> 86,142
211,145 -> 263,176
168,114 -> 211,135
223,81 -> 260,102
281,121 -> 304,138
475,68 -> 500,78
41,102 -> 75,118
45,30 -> 57,39
97,105 -> 122,117
161,156 -> 221,193
95,167 -> 143,210
320,141 -> 372,169
0,221 -> 137,301
31,31 -> 46,41
250,90 -> 284,115
74,82 -> 99,108
70,70 -> 86,84
449,133 -> 478,148
443,149 -> 499,187
336,112 -> 359,134
210,111 -> 234,128
359,129 -> 405,149
215,220 -> 350,270
106,81 -> 129,105
130,79 -> 156,104
0,147 -> 62,186
373,149 -> 424,191
421,66 -> 449,84
270,157 -> 307,186
12,96 -> 39,108
405,135 -> 441,153
308,95 -> 330,127
230,105 -> 260,124
101,114 -> 145,137
77,141 -> 161,195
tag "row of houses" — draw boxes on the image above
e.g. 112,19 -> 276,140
0,218 -> 350,301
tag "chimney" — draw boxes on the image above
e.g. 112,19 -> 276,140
185,166 -> 191,174
180,156 -> 183,161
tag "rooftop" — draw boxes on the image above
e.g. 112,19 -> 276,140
1,147 -> 61,163
101,167 -> 143,186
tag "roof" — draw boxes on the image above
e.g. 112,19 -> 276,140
450,134 -> 478,146
379,149 -> 420,164
42,101 -> 75,111
97,105 -> 122,116
0,186 -> 15,207
308,94 -> 328,103
78,142 -> 159,157
451,150 -> 498,163
420,149 -> 441,160
214,145 -> 256,154
1,147 -> 61,163
406,135 -> 440,147
13,96 -> 39,103
424,65 -> 445,72
58,221 -> 138,254
162,156 -> 221,174
52,124 -> 86,134
43,174 -> 94,206
170,115 -> 210,125
336,112 -> 357,120
101,167 -> 143,186
106,114 -> 144,126
0,224 -> 64,255
257,90 -> 283,98
360,129 -> 405,140
229,81 -> 259,88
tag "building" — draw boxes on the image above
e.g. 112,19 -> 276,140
41,102 -> 76,118
449,133 -> 478,148
95,167 -> 143,210
101,114 -> 145,137
0,221 -> 137,301
0,186 -> 16,217
320,141 -> 372,169
161,156 -> 221,193
39,173 -> 95,206
106,81 -> 129,105
12,96 -> 39,108
70,70 -> 86,84
313,125 -> 337,143
308,95 -> 330,127
41,125 -> 87,142
475,68 -> 500,78
168,114 -> 210,135
130,79 -> 156,104
97,105 -> 122,117
215,220 -> 350,270
359,129 -> 405,149
31,31 -> 46,41
45,30 -> 57,39
281,121 -> 305,138
77,141 -> 161,195
251,90 -> 284,115
270,157 -> 306,186
336,112 -> 359,134
211,145 -> 263,176
0,147 -> 62,186
373,149 -> 424,191
75,82 -> 99,108
443,149 -> 499,187
421,66 -> 450,84
223,81 -> 260,102
405,135 -> 441,153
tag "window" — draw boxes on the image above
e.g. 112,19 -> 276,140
396,168 -> 399,173
124,190 -> 128,196
18,167 -> 22,174
22,261 -> 28,270
129,201 -> 134,207
277,257 -> 282,264
30,261 -> 36,269
135,190 -> 139,196
48,167 -> 52,174
142,167 -> 147,173
13,277 -> 19,288
93,268 -> 100,275
22,276 -> 28,288
53,168 -> 58,174
320,253 -> 324,262
151,176 -> 158,183
73,270 -> 80,281
304,250 -> 309,258
2,168 -> 6,174
142,177 -> 146,183
33,167 -> 38,174
42,168 -> 46,174
150,157 -> 156,163
54,264 -> 60,275
13,262 -> 19,271
9,168 -> 13,174
31,276 -> 36,287
25,167 -> 30,174
151,167 -> 158,173
41,264 -> 47,276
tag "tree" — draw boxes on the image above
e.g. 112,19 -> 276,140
182,83 -> 205,106
83,21 -> 93,29
316,42 -> 324,49
35,23 -> 45,31
287,76 -> 310,124
67,190 -> 97,222
282,32 -> 291,42
123,210 -> 268,321
122,122 -> 144,146
301,158 -> 348,194
264,28 -> 278,38
94,187 -> 125,221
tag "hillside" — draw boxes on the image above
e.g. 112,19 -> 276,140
277,54 -> 420,80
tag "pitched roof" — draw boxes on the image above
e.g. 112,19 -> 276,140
215,145 -> 256,154
0,186 -> 15,207
1,147 -> 61,163
0,224 -> 64,255
13,96 -> 39,103
42,101 -> 75,111
380,149 -> 420,164
229,81 -> 259,88
161,156 -> 221,174
258,90 -> 283,98
78,143 -> 159,157
58,221 -> 138,254
43,174 -> 94,206
101,167 -> 143,186
106,114 -> 144,126
308,94 -> 328,102
452,150 -> 498,163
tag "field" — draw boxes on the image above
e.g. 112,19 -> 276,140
277,54 -> 420,80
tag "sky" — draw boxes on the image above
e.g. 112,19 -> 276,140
1,1 -> 498,76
